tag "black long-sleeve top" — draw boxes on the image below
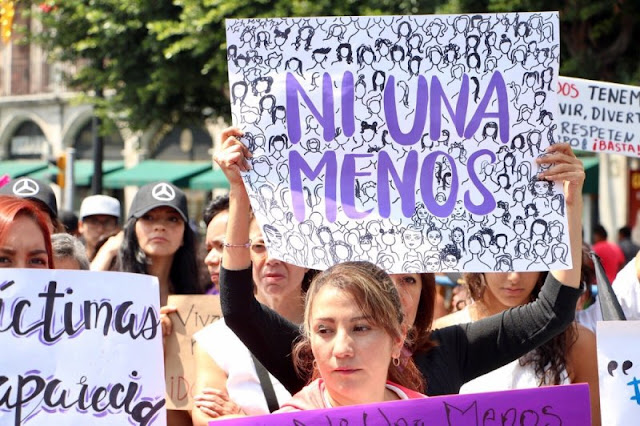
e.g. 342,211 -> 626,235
220,266 -> 581,396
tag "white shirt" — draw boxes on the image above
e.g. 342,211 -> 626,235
194,319 -> 291,416
577,257 -> 640,332
454,308 -> 570,394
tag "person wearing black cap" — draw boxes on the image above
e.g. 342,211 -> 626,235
0,177 -> 62,232
115,181 -> 202,426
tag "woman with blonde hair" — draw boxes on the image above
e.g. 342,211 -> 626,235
216,128 -> 585,399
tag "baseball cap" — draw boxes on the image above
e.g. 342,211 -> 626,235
0,177 -> 58,219
128,182 -> 188,222
80,195 -> 121,220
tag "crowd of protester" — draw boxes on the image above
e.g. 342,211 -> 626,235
2,132 -> 640,426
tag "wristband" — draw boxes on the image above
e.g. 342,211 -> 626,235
223,240 -> 252,248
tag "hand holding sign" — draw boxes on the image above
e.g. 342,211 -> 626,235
536,143 -> 585,205
214,127 -> 252,186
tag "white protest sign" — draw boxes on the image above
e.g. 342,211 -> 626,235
0,269 -> 166,425
557,76 -> 640,157
226,13 -> 570,273
597,321 -> 640,426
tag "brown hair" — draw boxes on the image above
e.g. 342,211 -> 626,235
464,268 -> 579,386
409,273 -> 437,355
292,261 -> 425,393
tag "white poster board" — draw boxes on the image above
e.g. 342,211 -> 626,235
557,76 -> 640,157
0,269 -> 166,425
226,13 -> 571,273
597,321 -> 640,426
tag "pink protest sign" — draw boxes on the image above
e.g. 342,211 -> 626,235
212,384 -> 590,425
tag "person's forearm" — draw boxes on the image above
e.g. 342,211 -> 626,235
222,184 -> 252,271
551,194 -> 582,288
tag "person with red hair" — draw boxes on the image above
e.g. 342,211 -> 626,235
0,195 -> 53,269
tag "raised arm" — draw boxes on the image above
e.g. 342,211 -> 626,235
214,128 -> 307,393
428,144 -> 586,392
537,143 -> 585,288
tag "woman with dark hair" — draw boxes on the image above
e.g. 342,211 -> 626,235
117,182 -> 201,298
0,195 -> 53,269
116,182 -> 201,426
433,247 -> 600,425
215,128 -> 585,401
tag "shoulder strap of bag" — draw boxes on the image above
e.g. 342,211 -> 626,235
250,352 -> 280,413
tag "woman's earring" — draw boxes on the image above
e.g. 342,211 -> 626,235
313,360 -> 318,369
392,357 -> 400,367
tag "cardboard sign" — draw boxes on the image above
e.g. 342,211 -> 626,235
597,321 -> 640,426
226,13 -> 571,273
165,295 -> 222,410
213,384 -> 590,425
0,269 -> 166,425
557,76 -> 640,157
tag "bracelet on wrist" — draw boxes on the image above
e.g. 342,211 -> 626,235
223,240 -> 252,248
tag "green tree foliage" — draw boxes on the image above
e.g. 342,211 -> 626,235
21,0 -> 640,130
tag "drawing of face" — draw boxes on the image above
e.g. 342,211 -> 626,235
427,229 -> 441,247
359,235 -> 372,252
367,221 -> 382,237
551,197 -> 562,212
517,241 -> 529,256
513,189 -> 525,204
431,49 -> 442,65
496,258 -> 511,272
468,238 -> 482,255
549,224 -> 561,239
402,228 -> 422,249
533,240 -> 547,256
361,49 -> 374,65
391,47 -> 404,63
253,157 -> 271,177
525,205 -> 537,218
553,245 -> 565,260
452,201 -> 465,218
425,255 -> 440,272
381,230 -> 396,246
489,241 -> 500,255
533,181 -> 549,196
452,229 -> 464,244
415,204 -> 429,221
514,221 -> 526,236
532,222 -> 546,237
443,254 -> 458,269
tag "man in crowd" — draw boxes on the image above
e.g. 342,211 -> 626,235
592,223 -> 625,283
78,194 -> 121,260
618,225 -> 640,264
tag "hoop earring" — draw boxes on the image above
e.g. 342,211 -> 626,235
392,357 -> 400,367
312,360 -> 318,369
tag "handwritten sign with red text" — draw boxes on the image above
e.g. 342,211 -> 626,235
557,76 -> 640,157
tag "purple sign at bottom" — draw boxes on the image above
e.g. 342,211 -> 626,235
213,384 -> 590,425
